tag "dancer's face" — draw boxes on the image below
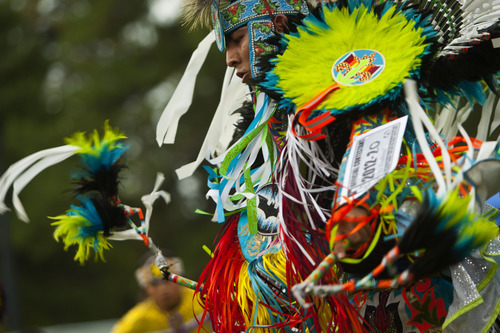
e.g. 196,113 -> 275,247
225,26 -> 251,85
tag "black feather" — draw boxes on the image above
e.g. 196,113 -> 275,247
72,163 -> 127,199
90,195 -> 129,236
229,100 -> 255,146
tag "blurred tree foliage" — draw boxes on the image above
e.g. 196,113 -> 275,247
0,0 -> 225,330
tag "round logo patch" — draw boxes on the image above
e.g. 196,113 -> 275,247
331,49 -> 385,86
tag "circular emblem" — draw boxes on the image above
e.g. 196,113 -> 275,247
331,49 -> 385,86
211,1 -> 225,51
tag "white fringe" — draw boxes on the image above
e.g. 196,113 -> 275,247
404,80 -> 451,197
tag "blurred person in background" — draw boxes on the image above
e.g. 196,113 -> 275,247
112,252 -> 210,333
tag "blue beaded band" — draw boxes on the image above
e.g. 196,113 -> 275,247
212,0 -> 308,51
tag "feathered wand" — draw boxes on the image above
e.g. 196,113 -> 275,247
0,121 -> 200,290
294,188 -> 499,300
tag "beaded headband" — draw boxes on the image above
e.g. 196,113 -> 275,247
211,0 -> 308,51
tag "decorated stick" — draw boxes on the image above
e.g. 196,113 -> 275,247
113,197 -> 149,246
291,245 -> 347,308
146,222 -> 203,291
42,123 -> 205,291
301,247 -> 402,297
302,260 -> 418,298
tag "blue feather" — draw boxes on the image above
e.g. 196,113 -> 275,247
69,196 -> 105,239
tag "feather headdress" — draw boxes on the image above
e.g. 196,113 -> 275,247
182,0 -> 231,30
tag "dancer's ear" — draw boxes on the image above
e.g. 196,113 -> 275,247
274,14 -> 289,34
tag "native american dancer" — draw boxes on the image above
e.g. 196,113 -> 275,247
157,0 -> 500,331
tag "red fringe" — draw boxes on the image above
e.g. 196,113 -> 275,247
280,165 -> 368,332
195,214 -> 246,333
196,167 -> 369,331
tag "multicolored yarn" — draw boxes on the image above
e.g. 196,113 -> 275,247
196,214 -> 296,332
195,213 -> 365,332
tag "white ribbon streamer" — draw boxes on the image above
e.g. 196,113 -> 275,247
175,67 -> 249,180
0,145 -> 79,222
156,32 -> 215,146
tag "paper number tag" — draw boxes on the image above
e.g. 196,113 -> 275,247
339,116 -> 408,204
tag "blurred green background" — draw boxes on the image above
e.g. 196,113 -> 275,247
0,0 -> 225,331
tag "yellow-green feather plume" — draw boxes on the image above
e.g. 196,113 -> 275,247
51,213 -> 112,265
64,120 -> 126,156
50,195 -> 118,264
265,2 -> 435,116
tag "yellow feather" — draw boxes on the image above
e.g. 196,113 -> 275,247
64,120 -> 126,155
51,214 -> 112,265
